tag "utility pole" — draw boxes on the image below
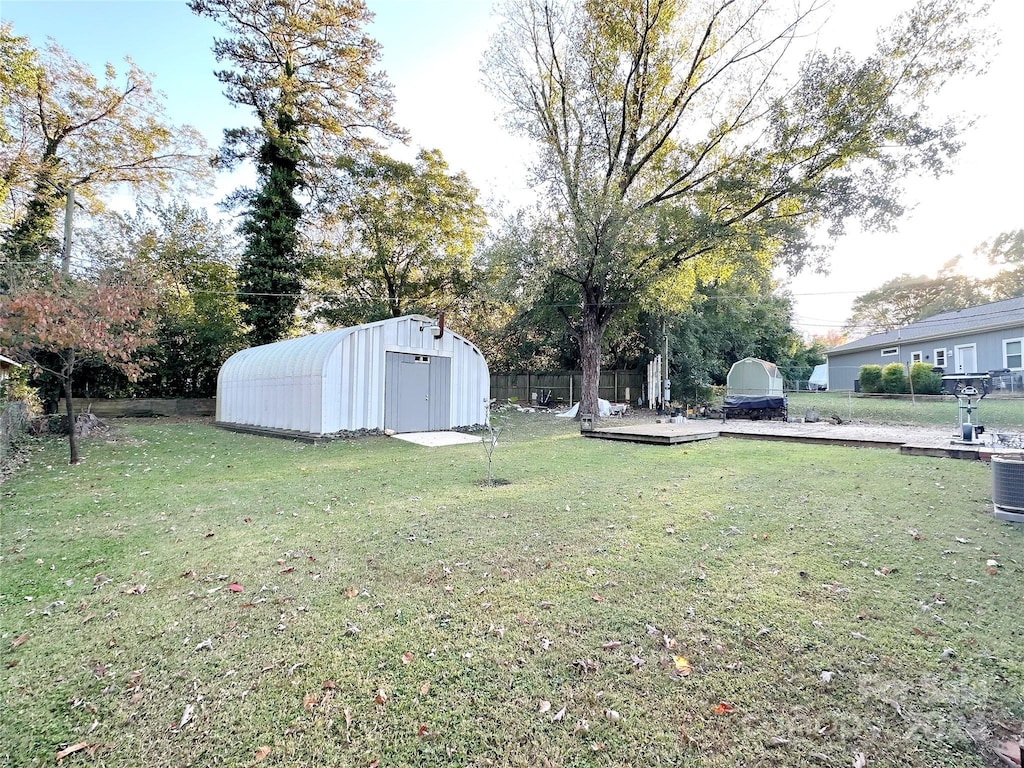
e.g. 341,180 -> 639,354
61,186 -> 74,277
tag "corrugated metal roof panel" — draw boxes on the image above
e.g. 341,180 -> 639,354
217,315 -> 489,435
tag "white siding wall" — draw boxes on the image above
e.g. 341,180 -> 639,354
217,316 -> 489,435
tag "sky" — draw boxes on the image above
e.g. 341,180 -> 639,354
2,0 -> 1021,337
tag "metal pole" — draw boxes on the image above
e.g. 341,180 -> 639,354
662,318 -> 670,408
61,186 -> 74,276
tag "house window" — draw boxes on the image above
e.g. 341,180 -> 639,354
910,351 -> 923,364
880,347 -> 899,357
1005,338 -> 1023,369
934,349 -> 946,367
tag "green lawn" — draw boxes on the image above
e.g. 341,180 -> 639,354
787,392 -> 1024,431
1,413 -> 1021,767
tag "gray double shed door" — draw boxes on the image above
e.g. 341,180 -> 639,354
384,352 -> 451,433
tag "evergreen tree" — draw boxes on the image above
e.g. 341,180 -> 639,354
189,0 -> 403,344
236,109 -> 304,345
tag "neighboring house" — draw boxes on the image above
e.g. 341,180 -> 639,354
826,296 -> 1024,392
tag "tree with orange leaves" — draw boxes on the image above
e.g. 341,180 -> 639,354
0,266 -> 156,464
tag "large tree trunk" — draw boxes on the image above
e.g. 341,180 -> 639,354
578,305 -> 604,420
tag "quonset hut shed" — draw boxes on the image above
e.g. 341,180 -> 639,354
723,357 -> 787,420
216,315 -> 489,437
726,357 -> 785,396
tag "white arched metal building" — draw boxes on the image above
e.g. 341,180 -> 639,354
726,357 -> 785,397
216,315 -> 489,437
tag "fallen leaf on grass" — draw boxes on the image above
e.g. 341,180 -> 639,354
854,752 -> 867,767
574,658 -> 598,674
994,740 -> 1022,767
279,566 -> 295,574
419,681 -> 431,696
254,745 -> 271,761
769,736 -> 790,746
673,656 -> 693,676
343,585 -> 359,599
10,633 -> 28,649
604,709 -> 621,724
228,583 -> 244,592
302,693 -> 319,711
55,742 -> 89,761
591,593 -> 605,603
712,702 -> 735,715
401,651 -> 414,665
601,640 -> 622,651
179,703 -> 195,728
551,706 -> 566,722
323,680 -> 337,689
538,700 -> 551,714
124,583 -> 147,595
416,724 -> 430,737
374,688 -> 387,707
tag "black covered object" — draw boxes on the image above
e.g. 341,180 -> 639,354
723,395 -> 787,420
724,395 -> 786,410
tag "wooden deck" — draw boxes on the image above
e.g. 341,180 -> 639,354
582,422 -> 719,445
583,418 -> 1002,460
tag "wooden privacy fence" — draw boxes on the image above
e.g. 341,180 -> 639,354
71,398 -> 216,418
489,370 -> 643,406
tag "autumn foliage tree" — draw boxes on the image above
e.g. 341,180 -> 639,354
0,24 -> 210,281
485,0 -> 987,419
0,267 -> 156,464
312,148 -> 486,326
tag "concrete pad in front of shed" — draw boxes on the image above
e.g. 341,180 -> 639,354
391,431 -> 483,447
